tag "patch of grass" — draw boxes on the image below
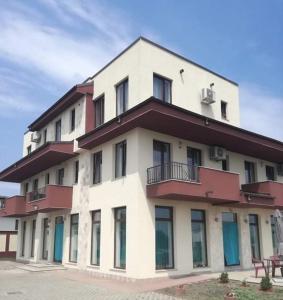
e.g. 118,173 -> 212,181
158,279 -> 283,300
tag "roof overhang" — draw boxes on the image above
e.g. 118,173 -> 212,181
78,97 -> 283,163
0,142 -> 77,182
28,83 -> 93,131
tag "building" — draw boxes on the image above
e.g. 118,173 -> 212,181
0,196 -> 18,258
0,37 -> 282,279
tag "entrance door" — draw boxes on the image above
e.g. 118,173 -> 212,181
153,140 -> 171,181
187,147 -> 201,180
54,216 -> 64,263
222,212 -> 240,266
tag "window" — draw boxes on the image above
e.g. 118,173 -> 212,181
21,221 -> 26,257
93,151 -> 102,184
74,160 -> 79,184
42,218 -> 49,259
15,219 -> 19,231
249,214 -> 261,260
70,108 -> 76,132
153,74 -> 172,103
114,207 -> 126,269
43,129 -> 47,144
115,141 -> 126,178
33,178 -> 38,191
155,206 -> 174,269
271,216 -> 277,254
244,161 -> 256,184
91,210 -> 101,265
116,79 -> 128,115
222,155 -> 229,171
31,219 -> 36,257
27,146 -> 31,155
191,210 -> 207,268
0,198 -> 5,209
45,173 -> 50,185
266,165 -> 275,181
24,183 -> 29,194
70,214 -> 79,263
55,119 -> 62,142
187,147 -> 202,181
221,101 -> 228,119
94,95 -> 104,128
57,168 -> 64,185
153,140 -> 171,182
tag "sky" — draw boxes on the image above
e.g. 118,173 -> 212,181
0,0 -> 282,196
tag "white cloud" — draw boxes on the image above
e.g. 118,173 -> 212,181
240,83 -> 283,141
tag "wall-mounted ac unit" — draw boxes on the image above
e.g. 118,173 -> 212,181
31,131 -> 41,143
209,146 -> 227,161
201,88 -> 216,104
277,163 -> 283,176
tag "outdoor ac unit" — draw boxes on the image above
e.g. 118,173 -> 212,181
277,163 -> 283,176
201,88 -> 216,104
31,131 -> 41,143
209,146 -> 227,161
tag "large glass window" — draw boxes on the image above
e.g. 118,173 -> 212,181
69,214 -> 79,263
153,74 -> 171,103
191,210 -> 207,268
116,79 -> 128,116
57,168 -> 64,185
42,218 -> 49,259
114,207 -> 126,269
70,108 -> 76,132
93,151 -> 102,184
155,206 -> 174,269
245,161 -> 256,184
31,219 -> 36,257
153,140 -> 171,182
115,141 -> 127,178
266,166 -> 275,181
249,214 -> 261,260
94,95 -> 104,127
74,160 -> 79,184
91,211 -> 101,265
187,147 -> 201,181
271,216 -> 278,254
21,221 -> 26,257
55,119 -> 62,142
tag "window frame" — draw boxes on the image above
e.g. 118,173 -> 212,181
90,210 -> 101,266
43,128 -> 47,144
70,108 -> 76,132
249,214 -> 261,260
116,78 -> 128,116
21,221 -> 26,257
266,165 -> 276,181
57,168 -> 64,185
244,161 -> 256,184
74,160 -> 79,184
115,140 -> 127,178
93,151 -> 102,184
69,214 -> 79,263
55,119 -> 62,142
153,73 -> 172,103
114,206 -> 127,269
42,218 -> 49,260
27,145 -> 32,155
221,101 -> 228,120
94,95 -> 105,128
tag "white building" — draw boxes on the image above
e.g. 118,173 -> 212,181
0,37 -> 282,279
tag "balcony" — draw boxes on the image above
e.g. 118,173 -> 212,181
146,162 -> 241,204
0,196 -> 26,217
241,181 -> 283,208
26,185 -> 73,214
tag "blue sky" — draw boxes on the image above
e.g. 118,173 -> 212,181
0,0 -> 282,196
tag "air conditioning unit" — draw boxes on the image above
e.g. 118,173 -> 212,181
201,88 -> 216,104
31,131 -> 41,143
277,163 -> 283,176
209,146 -> 227,161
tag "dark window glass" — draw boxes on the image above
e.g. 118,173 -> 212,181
221,101 -> 227,119
191,210 -> 207,268
45,173 -> 50,185
115,141 -> 126,178
116,79 -> 128,115
152,140 -> 171,182
266,166 -> 275,181
27,146 -> 31,155
57,168 -> 64,185
245,161 -> 256,184
31,220 -> 36,257
114,207 -> 126,269
0,198 -> 5,209
15,219 -> 19,231
91,210 -> 101,265
94,96 -> 104,127
222,156 -> 229,171
271,216 -> 277,254
55,119 -> 62,142
153,74 -> 172,103
70,109 -> 76,132
187,147 -> 201,180
43,129 -> 47,144
155,206 -> 174,269
24,183 -> 29,194
93,151 -> 102,184
70,214 -> 79,263
42,218 -> 49,259
21,221 -> 26,257
249,214 -> 261,260
33,179 -> 38,191
74,161 -> 79,184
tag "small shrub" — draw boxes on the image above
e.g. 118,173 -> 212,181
241,279 -> 248,287
219,272 -> 229,283
260,276 -> 272,291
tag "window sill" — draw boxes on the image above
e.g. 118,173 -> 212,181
155,268 -> 177,273
65,262 -> 77,266
110,268 -> 126,273
87,265 -> 100,270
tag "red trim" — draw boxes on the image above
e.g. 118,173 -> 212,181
77,98 -> 283,163
0,196 -> 26,217
28,83 -> 93,131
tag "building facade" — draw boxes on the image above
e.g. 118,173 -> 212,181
0,37 -> 282,279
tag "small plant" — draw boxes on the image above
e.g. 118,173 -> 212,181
219,272 -> 229,283
224,292 -> 236,300
241,278 -> 248,287
260,276 -> 272,291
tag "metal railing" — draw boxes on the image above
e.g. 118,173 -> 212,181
147,162 -> 199,184
28,187 -> 46,202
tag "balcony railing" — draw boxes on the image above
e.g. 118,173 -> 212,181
27,187 -> 46,202
0,199 -> 6,209
147,162 -> 198,184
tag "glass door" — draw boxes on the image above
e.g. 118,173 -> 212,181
153,140 -> 171,181
249,214 -> 261,260
187,147 -> 201,180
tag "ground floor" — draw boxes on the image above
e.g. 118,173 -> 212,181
16,200 -> 276,279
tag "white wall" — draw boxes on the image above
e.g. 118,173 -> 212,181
0,217 -> 17,231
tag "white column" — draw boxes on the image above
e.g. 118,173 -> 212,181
47,215 -> 55,263
238,211 -> 252,269
16,220 -> 23,260
33,213 -> 43,262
